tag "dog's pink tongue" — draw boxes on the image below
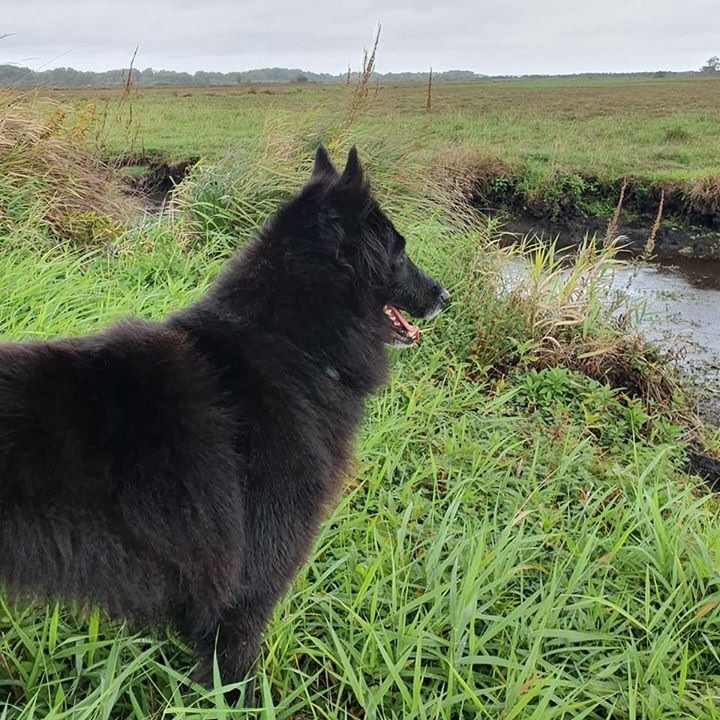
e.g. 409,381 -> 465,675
388,305 -> 420,343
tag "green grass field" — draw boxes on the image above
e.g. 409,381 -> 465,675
36,75 -> 719,227
1,77 -> 720,718
41,75 -> 720,181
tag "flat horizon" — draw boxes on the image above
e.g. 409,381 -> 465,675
1,61 -> 714,79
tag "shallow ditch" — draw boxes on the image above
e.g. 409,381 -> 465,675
462,164 -> 720,258
502,214 -> 720,260
501,219 -> 720,371
114,152 -> 199,207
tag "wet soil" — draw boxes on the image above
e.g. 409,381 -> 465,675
113,153 -> 199,205
503,214 -> 720,259
467,167 -> 720,259
683,451 -> 720,492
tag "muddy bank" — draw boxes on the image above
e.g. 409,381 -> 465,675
500,214 -> 720,259
684,451 -> 720,491
113,152 -> 199,205
444,156 -> 720,258
504,176 -> 720,232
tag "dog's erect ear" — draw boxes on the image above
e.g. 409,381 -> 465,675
311,145 -> 337,179
340,146 -> 364,186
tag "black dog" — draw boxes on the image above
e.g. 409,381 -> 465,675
0,146 -> 449,692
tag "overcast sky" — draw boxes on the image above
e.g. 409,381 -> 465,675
3,0 -> 719,76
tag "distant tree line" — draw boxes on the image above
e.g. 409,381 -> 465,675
0,64 -> 484,88
3,63 -> 718,89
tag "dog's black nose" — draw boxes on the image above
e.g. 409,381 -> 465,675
438,287 -> 451,306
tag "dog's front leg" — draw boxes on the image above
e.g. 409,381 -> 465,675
194,592 -> 275,706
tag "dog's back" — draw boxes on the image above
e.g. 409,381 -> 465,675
0,319 -> 243,617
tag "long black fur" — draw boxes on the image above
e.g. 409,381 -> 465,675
0,146 -> 448,692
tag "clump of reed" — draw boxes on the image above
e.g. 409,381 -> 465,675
0,95 -> 139,243
464,235 -> 694,423
687,176 -> 720,217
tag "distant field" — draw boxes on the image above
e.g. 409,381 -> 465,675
31,75 -> 720,183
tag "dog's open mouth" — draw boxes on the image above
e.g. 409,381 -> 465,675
383,305 -> 420,345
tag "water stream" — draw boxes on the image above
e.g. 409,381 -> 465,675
508,253 -> 720,421
617,257 -> 720,365
616,258 -> 720,419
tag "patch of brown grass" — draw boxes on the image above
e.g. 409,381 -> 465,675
686,176 -> 720,216
0,97 -> 139,238
530,333 -> 683,408
431,144 -> 513,206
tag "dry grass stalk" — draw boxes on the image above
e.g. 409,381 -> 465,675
355,26 -> 380,99
84,48 -> 142,156
644,189 -> 664,258
605,179 -> 627,244
115,46 -> 142,155
343,24 -> 381,129
120,46 -> 138,100
425,67 -> 433,112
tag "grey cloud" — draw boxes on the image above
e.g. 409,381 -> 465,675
3,0 -> 719,75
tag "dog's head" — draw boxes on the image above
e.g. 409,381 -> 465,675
284,145 -> 450,346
